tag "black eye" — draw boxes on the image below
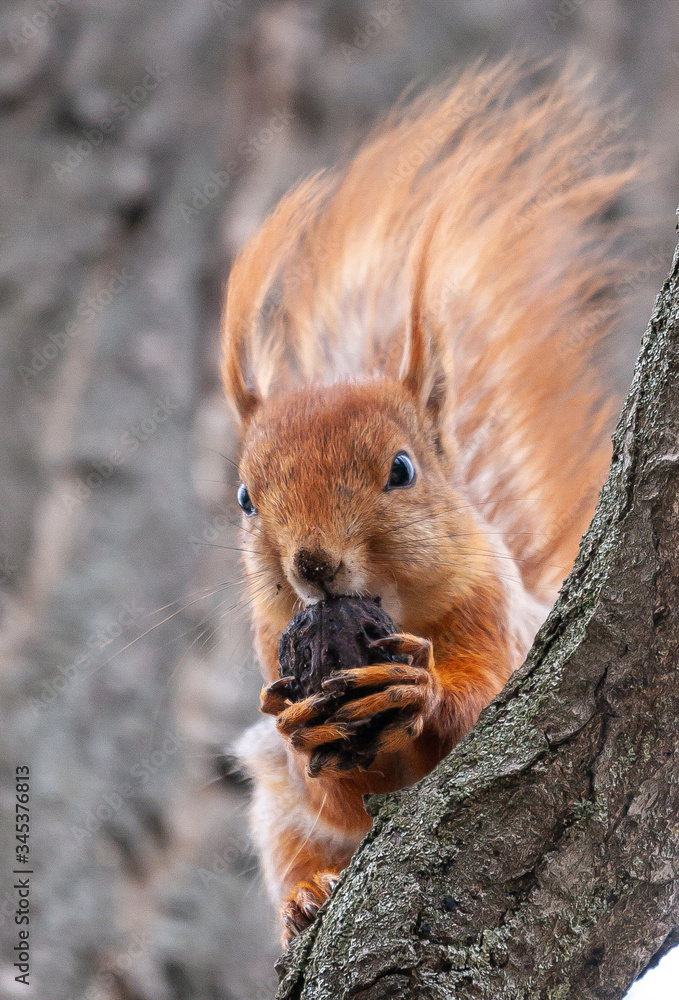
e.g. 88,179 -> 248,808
385,452 -> 416,490
237,483 -> 257,516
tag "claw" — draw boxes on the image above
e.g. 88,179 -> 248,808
276,691 -> 337,735
290,721 -> 352,751
369,632 -> 434,671
260,677 -> 296,716
321,662 -> 428,696
269,675 -> 297,692
281,871 -> 339,946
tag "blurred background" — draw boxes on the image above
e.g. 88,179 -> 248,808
0,1 -> 677,998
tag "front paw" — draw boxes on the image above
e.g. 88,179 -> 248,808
263,634 -> 440,776
367,632 -> 436,672
281,871 -> 339,947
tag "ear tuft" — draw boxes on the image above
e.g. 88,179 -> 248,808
399,213 -> 453,430
221,309 -> 262,427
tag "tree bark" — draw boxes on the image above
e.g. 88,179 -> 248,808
276,223 -> 679,999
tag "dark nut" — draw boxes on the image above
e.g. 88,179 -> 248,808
278,596 -> 406,701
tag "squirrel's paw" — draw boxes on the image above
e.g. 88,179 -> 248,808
273,634 -> 441,776
324,637 -> 439,751
281,871 -> 339,947
260,675 -> 299,716
368,632 -> 436,671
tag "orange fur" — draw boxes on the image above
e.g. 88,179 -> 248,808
225,58 -> 635,945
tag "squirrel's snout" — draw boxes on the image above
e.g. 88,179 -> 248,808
287,545 -> 367,604
293,548 -> 340,588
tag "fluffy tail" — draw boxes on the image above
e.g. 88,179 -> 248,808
222,57 -> 637,604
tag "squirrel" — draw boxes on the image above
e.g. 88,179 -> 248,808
220,59 -> 635,945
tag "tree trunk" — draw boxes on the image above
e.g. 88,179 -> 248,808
276,224 -> 679,999
0,2 -> 283,997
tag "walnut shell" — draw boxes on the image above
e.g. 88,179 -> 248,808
278,596 -> 406,701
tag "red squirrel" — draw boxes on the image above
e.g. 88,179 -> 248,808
220,59 -> 634,945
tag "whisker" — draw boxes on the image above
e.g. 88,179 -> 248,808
279,792 -> 328,885
192,542 -> 256,554
198,445 -> 241,473
131,563 -> 272,624
380,540 -> 564,570
370,496 -> 543,540
376,544 -> 569,576
64,580 -> 264,695
225,584 -> 278,621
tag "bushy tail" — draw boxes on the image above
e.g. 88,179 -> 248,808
222,57 -> 638,603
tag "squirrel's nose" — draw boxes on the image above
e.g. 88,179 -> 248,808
293,548 -> 339,587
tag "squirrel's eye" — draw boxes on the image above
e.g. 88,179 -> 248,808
385,451 -> 416,490
237,483 -> 257,516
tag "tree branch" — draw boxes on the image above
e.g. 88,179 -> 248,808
276,217 -> 679,1000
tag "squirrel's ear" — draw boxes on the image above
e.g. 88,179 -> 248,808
221,313 -> 262,426
399,221 -> 451,430
399,310 -> 448,427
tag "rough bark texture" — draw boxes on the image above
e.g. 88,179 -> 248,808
276,230 -> 679,998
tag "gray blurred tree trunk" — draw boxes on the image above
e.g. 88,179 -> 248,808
0,1 -> 283,998
277,235 -> 679,999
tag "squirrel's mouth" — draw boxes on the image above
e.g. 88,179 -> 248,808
298,587 -> 370,608
300,590 -> 379,607
284,548 -> 368,606
288,573 -> 402,626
